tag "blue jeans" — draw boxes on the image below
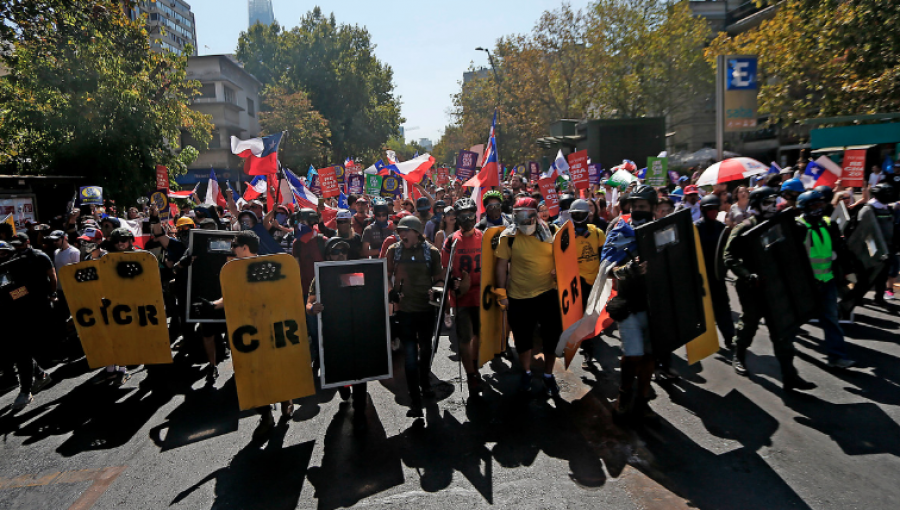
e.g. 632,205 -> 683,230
817,280 -> 848,362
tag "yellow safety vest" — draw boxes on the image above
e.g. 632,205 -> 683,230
796,216 -> 834,282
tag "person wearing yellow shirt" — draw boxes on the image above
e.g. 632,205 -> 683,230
495,197 -> 561,397
569,199 -> 606,369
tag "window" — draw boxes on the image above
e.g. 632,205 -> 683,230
198,84 -> 216,99
224,87 -> 236,105
247,98 -> 255,117
209,130 -> 221,149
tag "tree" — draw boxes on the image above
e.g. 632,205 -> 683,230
258,82 -> 331,170
706,0 -> 900,125
0,1 -> 212,201
236,7 -> 403,163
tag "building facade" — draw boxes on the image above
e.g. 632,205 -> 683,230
249,0 -> 276,27
181,55 -> 262,184
126,0 -> 198,55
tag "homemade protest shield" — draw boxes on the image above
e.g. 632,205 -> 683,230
740,215 -> 817,338
186,229 -> 238,323
58,252 -> 172,368
478,226 -> 506,367
635,209 -> 706,354
315,259 -> 392,389
841,210 -> 889,314
553,221 -> 584,332
685,224 -> 721,364
220,254 -> 315,410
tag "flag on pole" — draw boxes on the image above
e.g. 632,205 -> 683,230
204,169 -> 227,208
391,153 -> 436,183
800,161 -> 824,189
230,132 -> 284,175
813,156 -> 843,188
242,175 -> 268,201
168,182 -> 199,201
283,167 -> 319,209
463,115 -> 500,189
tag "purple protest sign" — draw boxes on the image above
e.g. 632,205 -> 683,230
456,149 -> 478,182
668,170 -> 680,184
309,173 -> 321,196
347,174 -> 364,194
527,161 -> 540,180
588,163 -> 602,185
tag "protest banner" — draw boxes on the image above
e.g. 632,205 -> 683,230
365,174 -> 383,196
588,163 -> 602,186
79,186 -> 103,206
457,150 -> 478,182
842,149 -> 866,188
567,150 -> 590,189
348,174 -> 365,195
380,174 -> 402,198
645,157 -> 668,187
318,166 -> 340,198
156,165 -> 169,191
539,177 -> 560,216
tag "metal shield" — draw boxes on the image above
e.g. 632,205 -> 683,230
740,215 -> 817,338
58,252 -> 173,369
846,210 -> 889,272
635,209 -> 707,354
315,259 -> 392,389
186,229 -> 238,323
478,226 -> 506,367
220,253 -> 315,410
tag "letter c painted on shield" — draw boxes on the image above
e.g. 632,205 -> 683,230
76,308 -> 95,327
483,284 -> 494,311
233,325 -> 260,353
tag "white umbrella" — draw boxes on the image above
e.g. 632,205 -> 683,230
697,157 -> 768,186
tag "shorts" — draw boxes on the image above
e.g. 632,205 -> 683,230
456,306 -> 480,342
619,311 -> 651,357
508,290 -> 562,356
200,321 -> 227,338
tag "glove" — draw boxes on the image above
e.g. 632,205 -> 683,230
388,288 -> 402,304
192,297 -> 215,319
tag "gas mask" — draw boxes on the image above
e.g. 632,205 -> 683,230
458,212 -> 476,231
759,198 -> 778,219
518,224 -> 537,235
241,220 -> 253,230
515,209 -> 538,235
631,210 -> 654,226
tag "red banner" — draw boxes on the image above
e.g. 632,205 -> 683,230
318,166 -> 340,198
842,149 -> 866,188
156,165 -> 169,191
437,167 -> 450,185
539,177 -> 560,216
567,150 -> 590,190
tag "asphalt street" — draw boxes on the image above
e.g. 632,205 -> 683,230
1,285 -> 899,510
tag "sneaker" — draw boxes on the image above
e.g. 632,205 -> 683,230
828,358 -> 856,369
407,397 -> 424,418
783,376 -> 817,392
518,372 -> 532,394
280,401 -> 295,418
732,353 -> 748,376
115,372 -> 131,386
338,386 -> 352,401
885,291 -> 896,301
655,366 -> 680,381
12,392 -> 33,411
544,374 -> 560,397
581,357 -> 593,371
253,412 -> 275,439
31,375 -> 52,393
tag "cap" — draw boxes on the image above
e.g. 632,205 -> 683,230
336,209 -> 353,220
683,185 -> 700,195
513,197 -> 539,211
324,237 -> 351,255
433,200 -> 446,211
77,229 -> 104,243
46,230 -> 65,241
416,197 -> 431,212
9,232 -> 29,246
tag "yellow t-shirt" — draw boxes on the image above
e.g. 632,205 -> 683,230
495,233 -> 555,299
576,224 -> 606,285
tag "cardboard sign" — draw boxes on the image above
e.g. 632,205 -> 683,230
645,157 -> 668,187
567,150 -> 590,189
478,226 -> 507,367
685,224 -> 723,364
220,254 -> 316,410
59,252 -> 173,369
365,174 -> 383,196
381,174 -> 402,198
79,186 -> 103,206
842,149 -> 866,188
156,165 -> 170,190
149,189 -> 170,222
539,177 -> 560,216
348,174 -> 365,195
318,166 -> 340,198
553,221 -> 584,333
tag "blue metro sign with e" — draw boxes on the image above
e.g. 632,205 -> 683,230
726,57 -> 757,90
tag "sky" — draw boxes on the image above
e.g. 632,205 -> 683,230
189,0 -> 593,145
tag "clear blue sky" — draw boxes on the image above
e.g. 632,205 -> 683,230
189,0 -> 593,145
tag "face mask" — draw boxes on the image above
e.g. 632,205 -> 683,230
518,223 -> 536,235
375,219 -> 388,228
276,213 -> 287,224
631,210 -> 653,226
761,202 -> 778,218
241,220 -> 253,230
433,212 -> 443,222
703,209 -> 719,222
804,208 -> 825,220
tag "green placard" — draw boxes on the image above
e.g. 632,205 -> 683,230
365,174 -> 383,196
645,157 -> 667,187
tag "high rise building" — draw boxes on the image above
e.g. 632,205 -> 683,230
126,0 -> 198,55
249,0 -> 276,27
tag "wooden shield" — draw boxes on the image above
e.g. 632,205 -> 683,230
220,253 -> 315,410
685,224 -> 720,364
478,226 -> 506,367
553,220 -> 584,332
59,252 -> 172,369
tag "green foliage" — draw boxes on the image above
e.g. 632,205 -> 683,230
0,1 -> 213,202
258,81 -> 332,170
707,0 -> 900,124
236,7 -> 403,164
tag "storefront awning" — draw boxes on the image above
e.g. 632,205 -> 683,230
811,122 -> 900,149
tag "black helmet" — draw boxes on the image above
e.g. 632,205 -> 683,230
109,227 -> 135,242
324,237 -> 350,256
558,194 -> 575,211
569,199 -> 591,224
237,210 -> 258,226
297,208 -> 319,224
629,184 -> 658,206
796,190 -> 824,210
748,186 -> 778,209
871,182 -> 895,203
454,198 -> 477,214
372,198 -> 390,214
433,200 -> 446,212
814,185 -> 834,203
699,194 -> 721,210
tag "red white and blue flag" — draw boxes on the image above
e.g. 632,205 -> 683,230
464,110 -> 501,217
283,167 -> 319,209
168,183 -> 199,201
204,169 -> 227,208
243,175 -> 269,201
231,132 -> 284,175
391,153 -> 436,183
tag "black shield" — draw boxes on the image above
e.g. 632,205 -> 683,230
840,210 -> 889,314
635,209 -> 707,353
715,225 -> 734,282
186,230 -> 238,323
315,260 -> 392,388
0,255 -> 45,314
740,215 -> 817,337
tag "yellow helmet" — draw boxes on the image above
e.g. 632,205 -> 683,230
176,217 -> 195,228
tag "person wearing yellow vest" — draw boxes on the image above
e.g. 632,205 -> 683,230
795,190 -> 856,369
569,199 -> 607,369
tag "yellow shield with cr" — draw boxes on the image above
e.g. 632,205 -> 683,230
59,252 -> 172,369
220,254 -> 315,410
478,226 -> 506,367
685,224 -> 720,364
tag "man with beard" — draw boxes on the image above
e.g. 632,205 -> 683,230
724,187 -> 816,391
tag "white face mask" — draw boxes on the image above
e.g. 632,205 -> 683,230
518,223 -> 536,235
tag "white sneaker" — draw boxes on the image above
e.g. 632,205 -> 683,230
885,291 -> 896,301
12,392 -> 33,411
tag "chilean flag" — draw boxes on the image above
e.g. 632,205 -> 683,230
375,160 -> 391,176
283,167 -> 319,209
231,132 -> 284,175
463,119 -> 500,189
392,153 -> 436,183
800,161 -> 823,189
168,182 -> 199,201
204,169 -> 227,208
813,156 -> 843,188
243,175 -> 268,201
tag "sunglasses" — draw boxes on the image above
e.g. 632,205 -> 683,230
486,203 -> 502,209
458,213 -> 476,221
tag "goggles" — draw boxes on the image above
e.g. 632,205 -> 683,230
486,203 -> 502,210
514,210 -> 537,223
457,212 -> 476,222
761,197 -> 777,207
374,212 -> 389,218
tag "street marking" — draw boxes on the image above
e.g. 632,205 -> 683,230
0,466 -> 126,510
